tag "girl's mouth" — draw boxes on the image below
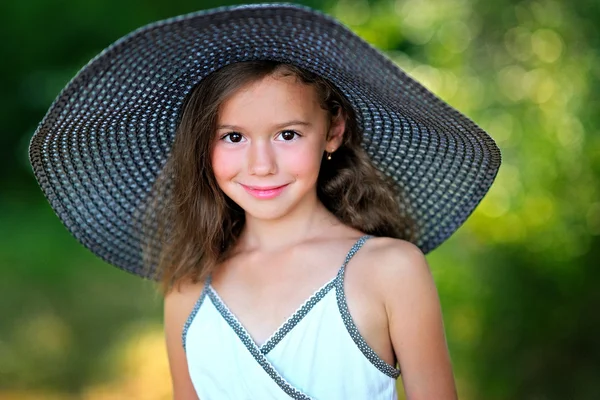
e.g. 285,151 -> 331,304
241,184 -> 289,199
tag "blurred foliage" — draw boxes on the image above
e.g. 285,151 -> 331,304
1,0 -> 599,399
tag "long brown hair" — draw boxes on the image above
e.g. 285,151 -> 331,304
146,61 -> 415,294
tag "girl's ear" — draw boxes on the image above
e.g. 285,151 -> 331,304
325,109 -> 346,152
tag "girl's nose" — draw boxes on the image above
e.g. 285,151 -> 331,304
248,140 -> 277,176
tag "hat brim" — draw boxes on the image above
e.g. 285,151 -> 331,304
29,3 -> 501,278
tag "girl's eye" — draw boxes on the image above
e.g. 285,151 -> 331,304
221,132 -> 245,143
277,130 -> 300,141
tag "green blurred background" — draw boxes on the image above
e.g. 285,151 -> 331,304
1,0 -> 599,399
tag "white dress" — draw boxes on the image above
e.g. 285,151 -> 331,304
183,236 -> 400,399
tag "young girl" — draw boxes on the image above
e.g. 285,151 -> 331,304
29,4 -> 501,400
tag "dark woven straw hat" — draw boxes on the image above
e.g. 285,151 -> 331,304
29,3 -> 501,278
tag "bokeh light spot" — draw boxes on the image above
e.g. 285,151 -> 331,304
482,111 -> 516,145
523,68 -> 555,104
522,193 -> 555,229
478,184 -> 511,219
334,0 -> 371,26
504,27 -> 532,62
531,28 -> 564,63
497,65 -> 527,102
437,20 -> 472,54
410,65 -> 442,93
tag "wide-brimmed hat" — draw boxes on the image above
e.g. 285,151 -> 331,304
29,3 -> 501,278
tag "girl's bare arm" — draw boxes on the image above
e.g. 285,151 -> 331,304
377,240 -> 458,400
164,284 -> 202,400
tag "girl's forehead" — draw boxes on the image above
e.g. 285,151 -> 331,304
218,74 -> 325,125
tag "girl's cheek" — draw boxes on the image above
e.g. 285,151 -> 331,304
281,142 -> 323,176
211,145 -> 240,179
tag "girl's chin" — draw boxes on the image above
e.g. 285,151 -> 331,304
242,208 -> 293,222
236,199 -> 303,222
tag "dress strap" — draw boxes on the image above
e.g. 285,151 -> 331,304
181,278 -> 211,352
338,235 -> 373,274
334,235 -> 401,379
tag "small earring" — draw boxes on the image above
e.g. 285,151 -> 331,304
326,151 -> 332,160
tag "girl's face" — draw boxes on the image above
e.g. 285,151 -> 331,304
211,73 -> 344,221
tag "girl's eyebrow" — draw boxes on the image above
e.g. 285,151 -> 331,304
216,120 -> 312,130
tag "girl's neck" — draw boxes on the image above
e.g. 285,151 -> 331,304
238,200 -> 340,252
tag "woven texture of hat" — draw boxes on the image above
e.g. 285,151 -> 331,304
29,4 -> 501,278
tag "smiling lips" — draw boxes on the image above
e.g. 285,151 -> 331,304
241,183 -> 289,199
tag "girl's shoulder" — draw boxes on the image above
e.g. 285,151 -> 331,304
360,236 -> 428,273
354,236 -> 432,301
164,278 -> 205,330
